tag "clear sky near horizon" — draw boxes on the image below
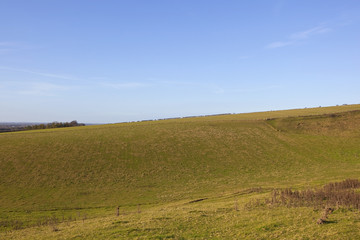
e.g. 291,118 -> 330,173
0,1 -> 359,123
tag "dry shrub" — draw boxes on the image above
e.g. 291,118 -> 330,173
0,220 -> 24,230
269,179 -> 360,209
244,179 -> 360,224
323,179 -> 360,192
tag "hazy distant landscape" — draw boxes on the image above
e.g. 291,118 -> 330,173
0,122 -> 40,133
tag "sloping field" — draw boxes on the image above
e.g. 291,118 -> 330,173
1,104 -> 360,239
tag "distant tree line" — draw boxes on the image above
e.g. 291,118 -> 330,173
24,121 -> 85,130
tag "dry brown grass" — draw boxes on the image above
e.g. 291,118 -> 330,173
266,179 -> 360,210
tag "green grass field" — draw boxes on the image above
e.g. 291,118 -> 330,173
1,104 -> 360,239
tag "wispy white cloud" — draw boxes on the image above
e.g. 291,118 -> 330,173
0,41 -> 33,55
266,25 -> 332,49
0,80 -> 69,96
0,42 -> 18,54
0,49 -> 13,53
158,80 -> 196,86
228,84 -> 282,93
289,26 -> 332,40
266,41 -> 294,49
0,66 -> 80,81
158,80 -> 225,94
103,79 -> 278,96
238,55 -> 251,60
0,42 -> 17,46
102,82 -> 149,89
212,86 -> 225,94
103,79 -> 226,95
16,82 -> 68,96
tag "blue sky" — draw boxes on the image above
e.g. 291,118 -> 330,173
1,0 -> 359,123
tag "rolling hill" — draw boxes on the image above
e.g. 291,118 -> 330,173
1,104 -> 360,239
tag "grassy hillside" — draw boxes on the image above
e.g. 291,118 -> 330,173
1,104 -> 360,239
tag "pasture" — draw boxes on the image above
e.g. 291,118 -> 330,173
1,104 -> 360,239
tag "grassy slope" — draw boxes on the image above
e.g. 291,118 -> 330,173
1,104 -> 360,239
